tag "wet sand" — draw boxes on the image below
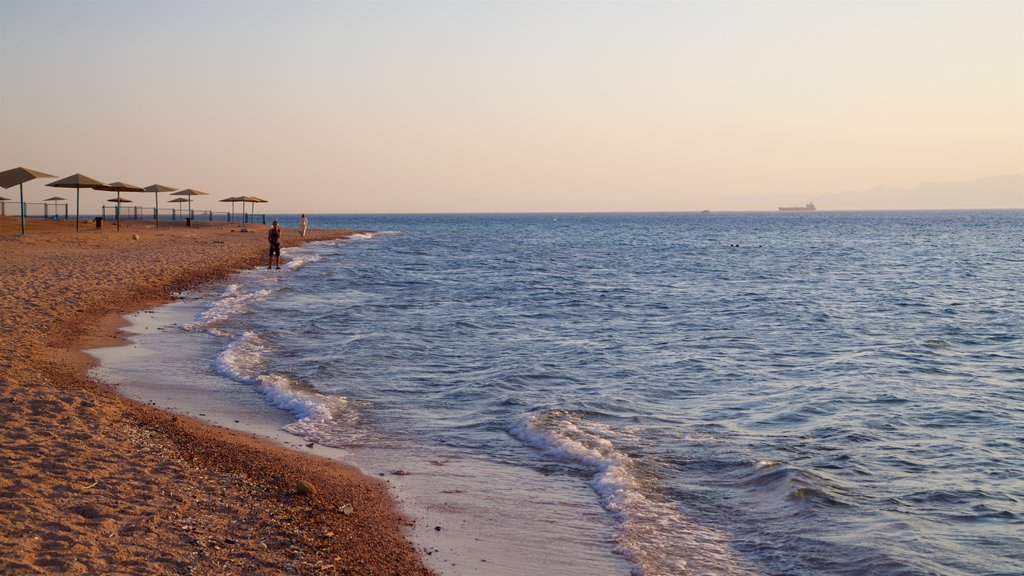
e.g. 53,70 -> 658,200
0,216 -> 432,575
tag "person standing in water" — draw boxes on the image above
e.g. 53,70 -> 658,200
268,220 -> 282,269
300,214 -> 308,238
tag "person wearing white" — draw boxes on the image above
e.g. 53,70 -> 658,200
300,214 -> 308,238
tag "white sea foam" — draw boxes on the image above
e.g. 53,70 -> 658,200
214,331 -> 354,445
214,331 -> 267,382
510,410 -> 753,576
185,284 -> 275,331
284,253 -> 322,271
347,232 -> 375,240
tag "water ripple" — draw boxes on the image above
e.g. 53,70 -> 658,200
184,212 -> 1024,575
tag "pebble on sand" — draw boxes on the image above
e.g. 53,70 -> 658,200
295,479 -> 317,495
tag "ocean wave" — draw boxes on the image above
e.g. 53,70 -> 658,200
510,409 -> 754,575
284,253 -> 322,271
214,331 -> 267,381
738,459 -> 851,510
214,331 -> 355,445
185,284 -> 275,331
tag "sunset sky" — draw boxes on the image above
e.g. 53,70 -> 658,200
2,0 -> 1021,214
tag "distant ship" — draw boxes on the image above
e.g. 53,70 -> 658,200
778,202 -> 816,212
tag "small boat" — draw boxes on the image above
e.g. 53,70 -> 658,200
778,202 -> 816,212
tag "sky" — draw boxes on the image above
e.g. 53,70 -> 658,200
1,0 -> 1022,214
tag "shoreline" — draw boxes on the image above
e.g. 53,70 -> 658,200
0,216 -> 432,575
88,277 -> 632,576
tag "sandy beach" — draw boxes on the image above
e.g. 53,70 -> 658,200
0,216 -> 432,575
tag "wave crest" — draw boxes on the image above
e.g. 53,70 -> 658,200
215,331 -> 356,445
510,409 -> 753,575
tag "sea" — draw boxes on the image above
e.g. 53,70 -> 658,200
89,211 -> 1024,576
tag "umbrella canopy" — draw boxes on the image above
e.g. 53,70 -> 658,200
1,167 -> 57,235
0,167 -> 56,189
106,181 -> 144,192
143,184 -> 177,228
171,188 -> 209,197
47,172 -> 106,233
107,197 -> 133,202
170,188 -> 209,223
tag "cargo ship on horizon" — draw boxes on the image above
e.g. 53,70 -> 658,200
778,202 -> 816,212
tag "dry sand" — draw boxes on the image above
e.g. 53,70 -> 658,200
0,216 -> 433,575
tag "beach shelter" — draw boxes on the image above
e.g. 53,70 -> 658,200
42,196 -> 67,219
46,173 -> 107,232
219,196 -> 244,223
95,182 -> 144,230
170,188 -> 209,225
106,196 -> 132,222
238,196 -> 267,224
0,167 -> 57,235
0,195 -> 10,216
167,197 -> 189,220
143,184 -> 176,228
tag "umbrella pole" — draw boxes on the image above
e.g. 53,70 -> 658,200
76,187 -> 80,232
116,191 -> 121,230
19,183 -> 25,235
155,192 -> 160,228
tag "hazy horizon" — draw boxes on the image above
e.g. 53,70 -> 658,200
2,1 -> 1021,215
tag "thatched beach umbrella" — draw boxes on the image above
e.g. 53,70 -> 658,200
170,188 -> 209,225
0,167 -> 57,235
142,184 -> 176,228
47,173 -> 107,232
42,196 -> 67,219
95,181 -> 144,230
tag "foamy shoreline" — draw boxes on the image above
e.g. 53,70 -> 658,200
0,216 -> 432,575
89,236 -> 634,576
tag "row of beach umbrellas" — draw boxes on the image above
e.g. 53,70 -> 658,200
0,167 -> 267,234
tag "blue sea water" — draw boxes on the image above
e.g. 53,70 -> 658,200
97,212 -> 1023,575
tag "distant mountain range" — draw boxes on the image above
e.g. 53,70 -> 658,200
813,175 -> 1023,210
